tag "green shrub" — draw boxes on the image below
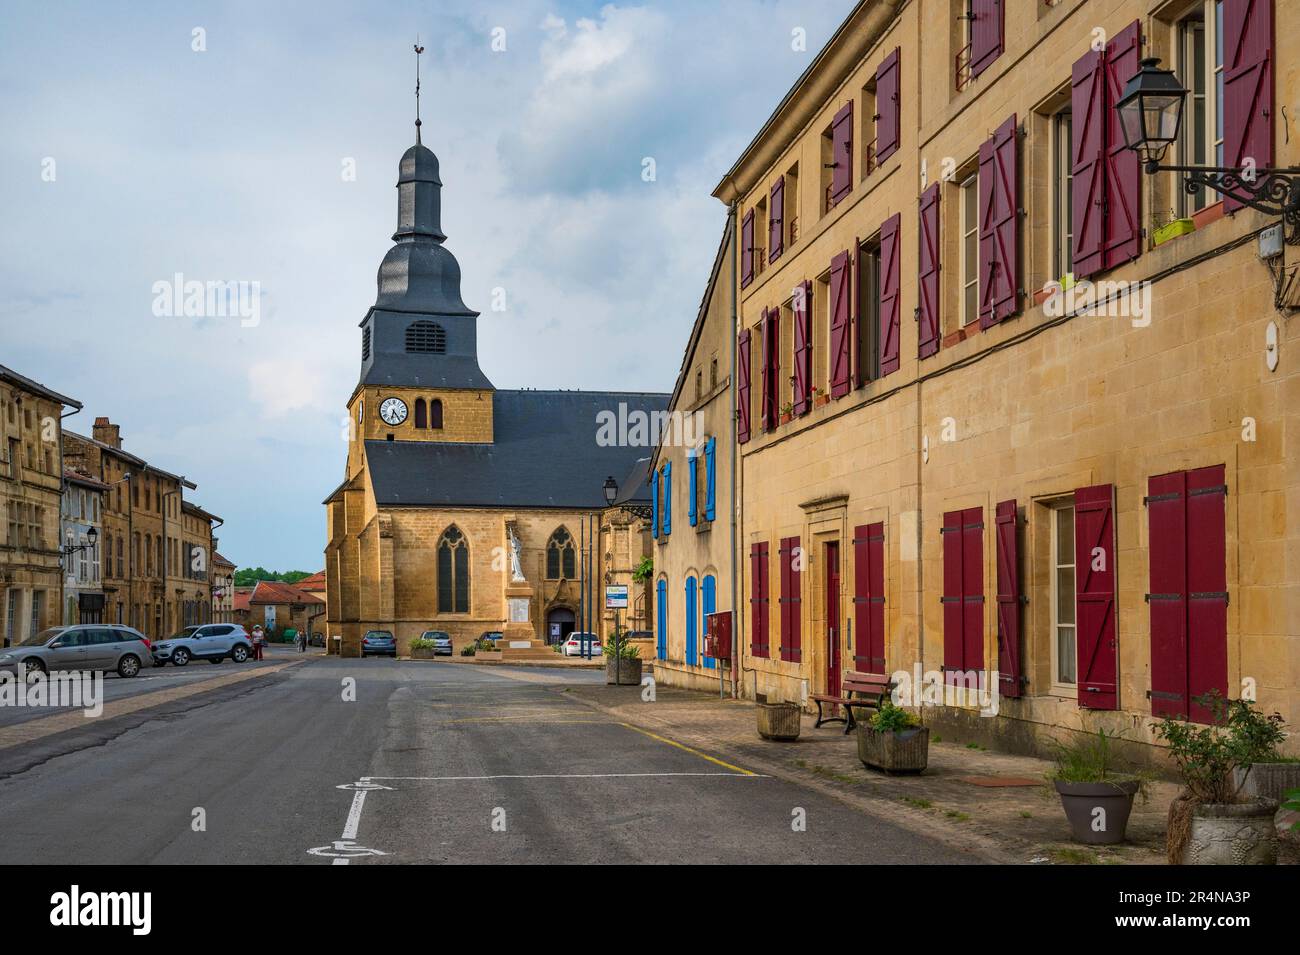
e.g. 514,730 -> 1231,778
1155,690 -> 1286,804
409,638 -> 436,651
869,701 -> 918,733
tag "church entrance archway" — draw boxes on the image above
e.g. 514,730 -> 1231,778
546,606 -> 575,645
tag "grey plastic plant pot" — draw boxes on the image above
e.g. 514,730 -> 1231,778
1053,778 -> 1140,845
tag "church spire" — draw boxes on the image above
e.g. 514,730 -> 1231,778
414,40 -> 424,145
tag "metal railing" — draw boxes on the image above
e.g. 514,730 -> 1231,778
955,42 -> 972,92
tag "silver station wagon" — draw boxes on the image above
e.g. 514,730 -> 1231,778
0,625 -> 153,679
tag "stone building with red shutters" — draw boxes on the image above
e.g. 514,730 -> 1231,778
712,0 -> 1297,760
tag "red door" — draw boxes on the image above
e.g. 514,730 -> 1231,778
826,542 -> 841,698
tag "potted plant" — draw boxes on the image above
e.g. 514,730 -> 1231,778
1045,728 -> 1146,845
1230,710 -> 1298,805
604,626 -> 642,686
409,637 -> 437,660
857,701 -> 929,773
756,699 -> 801,741
813,387 -> 829,408
1157,691 -> 1285,865
778,401 -> 794,424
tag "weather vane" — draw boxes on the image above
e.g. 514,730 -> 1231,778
414,39 -> 425,142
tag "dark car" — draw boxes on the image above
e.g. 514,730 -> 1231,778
478,631 -> 503,644
360,630 -> 397,658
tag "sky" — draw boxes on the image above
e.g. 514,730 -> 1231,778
0,0 -> 850,570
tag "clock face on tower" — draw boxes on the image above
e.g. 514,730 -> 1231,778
379,397 -> 408,426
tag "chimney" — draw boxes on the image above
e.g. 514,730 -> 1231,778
93,417 -> 121,449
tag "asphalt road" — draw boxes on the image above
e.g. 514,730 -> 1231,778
0,657 -> 975,864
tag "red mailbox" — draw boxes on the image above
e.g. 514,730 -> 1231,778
704,610 -> 733,660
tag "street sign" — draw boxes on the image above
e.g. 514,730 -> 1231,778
605,585 -> 629,609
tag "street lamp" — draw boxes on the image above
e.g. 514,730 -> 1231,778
62,525 -> 98,556
602,475 -> 618,506
1117,56 -> 1300,241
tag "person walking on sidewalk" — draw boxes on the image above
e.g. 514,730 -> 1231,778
251,625 -> 265,661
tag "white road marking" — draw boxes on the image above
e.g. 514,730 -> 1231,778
363,772 -> 767,781
342,788 -> 367,840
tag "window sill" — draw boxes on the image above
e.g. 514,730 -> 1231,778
694,519 -> 713,535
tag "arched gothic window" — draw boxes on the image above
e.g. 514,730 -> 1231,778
437,525 -> 470,613
429,399 -> 443,429
546,527 -> 576,580
414,398 -> 427,429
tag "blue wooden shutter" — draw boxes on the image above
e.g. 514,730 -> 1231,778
656,579 -> 667,661
704,436 -> 717,521
651,468 -> 659,539
702,575 -> 717,670
688,449 -> 698,527
685,576 -> 697,665
662,462 -> 672,535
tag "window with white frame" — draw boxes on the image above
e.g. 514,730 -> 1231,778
1175,1 -> 1224,215
959,171 -> 980,326
1051,502 -> 1077,690
1053,109 -> 1073,278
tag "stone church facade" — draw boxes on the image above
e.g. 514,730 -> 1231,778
324,128 -> 665,657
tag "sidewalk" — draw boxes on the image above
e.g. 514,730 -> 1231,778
554,681 -> 1228,865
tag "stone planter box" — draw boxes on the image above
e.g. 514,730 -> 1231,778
606,658 -> 642,685
757,702 -> 801,741
474,650 -> 503,662
1053,778 -> 1140,845
1183,799 -> 1278,865
1233,762 -> 1300,805
411,648 -> 438,660
857,725 -> 929,773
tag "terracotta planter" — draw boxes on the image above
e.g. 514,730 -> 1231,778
1182,799 -> 1278,865
857,725 -> 929,774
757,702 -> 801,741
1233,762 -> 1300,805
1053,778 -> 1140,845
605,657 -> 642,685
814,394 -> 829,408
1191,201 -> 1225,230
779,412 -> 793,425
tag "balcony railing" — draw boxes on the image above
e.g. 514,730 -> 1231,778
863,138 -> 878,177
955,42 -> 972,92
789,215 -> 799,245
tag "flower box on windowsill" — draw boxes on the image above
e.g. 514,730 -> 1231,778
1191,201 -> 1225,231
813,394 -> 830,408
779,412 -> 793,425
1153,217 -> 1195,246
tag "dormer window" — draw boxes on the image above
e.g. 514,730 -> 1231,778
405,320 -> 446,354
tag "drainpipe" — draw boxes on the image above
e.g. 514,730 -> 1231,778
58,403 -> 81,624
728,200 -> 740,699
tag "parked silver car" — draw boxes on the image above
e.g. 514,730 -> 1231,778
0,625 -> 151,679
421,630 -> 454,656
152,623 -> 253,666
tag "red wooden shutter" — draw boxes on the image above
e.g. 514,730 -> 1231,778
793,282 -> 812,415
741,210 -> 755,288
1223,0 -> 1274,213
1074,484 -> 1118,709
961,507 -> 984,671
994,500 -> 1022,698
1102,22 -> 1141,270
830,102 -> 853,205
779,537 -> 802,663
1071,48 -> 1106,279
917,183 -> 941,359
750,542 -> 769,658
1185,465 -> 1228,723
979,115 -> 1018,328
829,251 -> 852,397
736,328 -> 752,444
1147,471 -> 1189,718
761,307 -> 780,431
875,48 -> 901,163
851,238 -> 863,387
942,508 -> 982,671
1149,466 -> 1229,722
769,176 -> 785,263
853,523 -> 885,672
969,0 -> 1004,79
878,213 -> 901,376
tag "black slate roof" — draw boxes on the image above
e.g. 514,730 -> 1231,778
366,389 -> 668,509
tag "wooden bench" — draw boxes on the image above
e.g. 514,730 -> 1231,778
811,671 -> 892,734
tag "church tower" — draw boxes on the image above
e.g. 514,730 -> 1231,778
346,116 -> 494,478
